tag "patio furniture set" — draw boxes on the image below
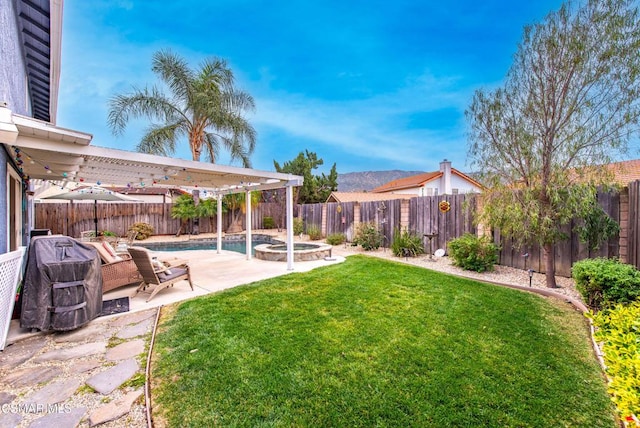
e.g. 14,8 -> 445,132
83,233 -> 193,302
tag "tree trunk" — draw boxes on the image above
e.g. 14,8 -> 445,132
543,243 -> 558,288
175,220 -> 187,237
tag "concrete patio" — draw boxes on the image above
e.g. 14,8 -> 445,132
6,237 -> 347,346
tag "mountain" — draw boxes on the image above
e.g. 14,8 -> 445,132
337,170 -> 425,192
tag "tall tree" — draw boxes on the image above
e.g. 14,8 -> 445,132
466,0 -> 640,287
107,50 -> 256,166
274,150 -> 338,204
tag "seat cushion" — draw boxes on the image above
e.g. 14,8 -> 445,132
157,266 -> 188,281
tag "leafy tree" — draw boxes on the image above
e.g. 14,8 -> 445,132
466,0 -> 640,287
274,150 -> 338,204
108,49 -> 256,166
171,194 -> 197,237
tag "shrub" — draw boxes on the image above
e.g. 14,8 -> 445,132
307,224 -> 322,241
591,301 -> 640,423
293,217 -> 304,235
353,222 -> 384,251
572,258 -> 640,311
263,216 -> 276,229
448,233 -> 499,273
129,222 -> 154,240
326,233 -> 345,246
391,228 -> 424,257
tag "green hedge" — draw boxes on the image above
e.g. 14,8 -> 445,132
447,233 -> 499,273
572,258 -> 640,311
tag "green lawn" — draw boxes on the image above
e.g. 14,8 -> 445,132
151,255 -> 617,427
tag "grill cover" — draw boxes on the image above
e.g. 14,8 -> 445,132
20,236 -> 102,331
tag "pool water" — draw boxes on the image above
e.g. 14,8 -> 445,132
139,238 -> 278,255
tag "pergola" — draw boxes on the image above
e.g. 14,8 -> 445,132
1,109 -> 303,269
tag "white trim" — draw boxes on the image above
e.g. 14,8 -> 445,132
6,165 -> 22,251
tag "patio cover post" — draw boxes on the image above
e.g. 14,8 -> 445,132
286,184 -> 294,270
245,189 -> 252,260
216,193 -> 222,254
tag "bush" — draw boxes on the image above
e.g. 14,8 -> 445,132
572,258 -> 640,311
293,217 -> 304,235
391,228 -> 424,257
263,216 -> 276,229
448,233 -> 499,273
129,222 -> 154,240
326,233 -> 345,245
591,301 -> 640,423
307,224 -> 322,240
353,222 -> 384,251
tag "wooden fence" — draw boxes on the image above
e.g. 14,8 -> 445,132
35,202 -> 282,238
35,182 -> 640,277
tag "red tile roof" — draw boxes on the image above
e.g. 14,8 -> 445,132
606,159 -> 640,184
371,168 -> 483,193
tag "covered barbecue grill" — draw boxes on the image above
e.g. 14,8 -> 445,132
21,235 -> 102,331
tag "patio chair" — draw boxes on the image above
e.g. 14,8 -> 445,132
114,229 -> 138,253
85,241 -> 143,293
128,247 -> 193,302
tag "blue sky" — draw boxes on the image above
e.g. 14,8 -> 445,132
57,0 -> 566,175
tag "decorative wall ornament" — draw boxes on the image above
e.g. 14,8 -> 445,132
438,200 -> 451,213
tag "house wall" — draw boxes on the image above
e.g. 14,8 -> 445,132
1,0 -> 30,115
0,1 -> 31,254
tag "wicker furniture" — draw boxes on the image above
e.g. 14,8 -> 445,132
85,241 -> 143,293
128,247 -> 193,302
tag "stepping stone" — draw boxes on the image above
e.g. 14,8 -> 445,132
85,359 -> 139,395
0,336 -> 46,369
33,341 -> 107,362
88,389 -> 143,426
26,378 -> 82,406
28,406 -> 86,428
3,366 -> 58,389
116,318 -> 153,340
0,412 -> 22,428
54,322 -> 111,343
68,359 -> 102,375
105,339 -> 145,361
110,309 -> 156,328
0,392 -> 15,406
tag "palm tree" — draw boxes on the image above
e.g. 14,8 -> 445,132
107,50 -> 256,166
171,194 -> 197,237
224,191 -> 261,233
196,197 -> 225,232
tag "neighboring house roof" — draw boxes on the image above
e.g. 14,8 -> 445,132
372,168 -> 483,193
326,192 -> 415,203
606,159 -> 640,185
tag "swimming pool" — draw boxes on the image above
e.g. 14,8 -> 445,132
138,235 -> 281,255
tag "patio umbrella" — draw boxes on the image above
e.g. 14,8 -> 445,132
42,185 -> 140,237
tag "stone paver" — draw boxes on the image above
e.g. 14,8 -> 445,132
53,322 -> 112,343
0,336 -> 46,369
88,390 -> 143,426
109,309 -> 155,328
106,339 -> 145,361
2,366 -> 58,389
0,392 -> 15,406
116,318 -> 153,339
28,406 -> 87,428
0,412 -> 22,428
68,359 -> 102,375
33,341 -> 107,362
25,378 -> 82,406
86,358 -> 139,395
